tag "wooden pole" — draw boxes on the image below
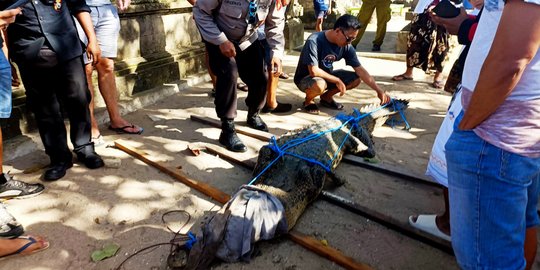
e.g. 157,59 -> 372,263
114,140 -> 373,270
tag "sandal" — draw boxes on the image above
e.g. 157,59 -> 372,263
262,102 -> 292,114
392,74 -> 414,81
108,124 -> 144,135
320,99 -> 344,110
303,103 -> 320,115
432,80 -> 444,89
0,236 -> 49,260
236,83 -> 248,92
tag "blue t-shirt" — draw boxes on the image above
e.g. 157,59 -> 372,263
294,31 -> 361,85
313,0 -> 328,11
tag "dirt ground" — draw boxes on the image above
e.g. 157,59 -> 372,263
2,21 -> 540,270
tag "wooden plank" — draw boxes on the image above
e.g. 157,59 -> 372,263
190,115 -> 272,142
114,139 -> 373,270
288,231 -> 373,270
205,144 -> 257,169
114,140 -> 230,204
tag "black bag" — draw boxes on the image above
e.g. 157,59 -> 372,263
433,0 -> 460,18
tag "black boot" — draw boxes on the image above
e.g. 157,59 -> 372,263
219,120 -> 247,152
74,144 -> 105,169
247,111 -> 268,132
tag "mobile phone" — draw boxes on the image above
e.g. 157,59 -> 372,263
4,0 -> 30,10
432,0 -> 460,18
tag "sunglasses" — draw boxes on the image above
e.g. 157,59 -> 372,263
248,0 -> 258,25
340,29 -> 355,43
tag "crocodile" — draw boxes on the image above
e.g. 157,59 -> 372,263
183,99 -> 409,269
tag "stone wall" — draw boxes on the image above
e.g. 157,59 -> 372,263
2,0 -> 207,139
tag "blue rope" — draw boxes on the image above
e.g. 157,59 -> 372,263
184,231 -> 197,250
247,99 -> 399,186
387,100 -> 411,130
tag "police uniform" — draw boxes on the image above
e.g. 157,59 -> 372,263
193,0 -> 285,120
2,0 -> 100,172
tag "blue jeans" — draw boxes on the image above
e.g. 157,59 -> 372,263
0,49 -> 11,119
446,111 -> 540,270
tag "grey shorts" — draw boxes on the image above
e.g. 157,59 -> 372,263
76,4 -> 121,64
296,70 -> 359,92
315,10 -> 327,19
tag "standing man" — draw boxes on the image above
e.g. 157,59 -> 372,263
294,15 -> 390,115
76,0 -> 143,145
193,0 -> 286,152
444,0 -> 540,269
351,0 -> 391,51
3,0 -> 105,181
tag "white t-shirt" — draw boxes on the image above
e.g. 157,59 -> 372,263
460,0 -> 540,157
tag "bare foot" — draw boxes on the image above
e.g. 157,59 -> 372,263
0,235 -> 49,258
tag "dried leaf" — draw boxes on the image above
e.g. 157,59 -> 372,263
188,145 -> 201,156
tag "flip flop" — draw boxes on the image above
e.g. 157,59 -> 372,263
262,102 -> 292,114
432,81 -> 444,89
236,83 -> 248,92
408,215 -> 451,242
320,99 -> 344,110
303,103 -> 320,115
392,74 -> 414,81
0,236 -> 50,260
108,124 -> 144,135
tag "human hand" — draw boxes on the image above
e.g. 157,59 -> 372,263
335,79 -> 346,96
219,40 -> 236,58
86,40 -> 102,66
377,90 -> 390,105
0,9 -> 22,30
430,7 -> 468,35
117,0 -> 131,11
270,57 -> 282,76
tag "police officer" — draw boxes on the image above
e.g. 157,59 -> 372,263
2,0 -> 105,180
193,0 -> 286,152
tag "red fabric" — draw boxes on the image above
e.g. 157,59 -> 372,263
468,22 -> 478,42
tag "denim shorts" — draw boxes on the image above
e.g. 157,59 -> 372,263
296,70 -> 359,92
446,111 -> 540,270
0,50 -> 12,119
76,4 -> 120,64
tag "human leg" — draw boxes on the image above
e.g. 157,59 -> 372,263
351,0 -> 376,47
0,235 -> 49,258
205,42 -> 245,152
58,57 -> 104,169
373,0 -> 391,48
431,25 -> 449,87
446,126 -> 540,269
90,5 -> 142,135
320,70 -> 360,109
95,58 -> 142,134
236,40 -> 268,131
315,14 -> 324,32
17,51 -> 73,180
260,39 -> 291,113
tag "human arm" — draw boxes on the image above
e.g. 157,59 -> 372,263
0,8 -> 21,31
193,0 -> 234,57
430,8 -> 480,44
353,65 -> 390,104
265,0 -> 286,75
458,0 -> 540,130
187,0 -> 196,5
74,11 -> 101,65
